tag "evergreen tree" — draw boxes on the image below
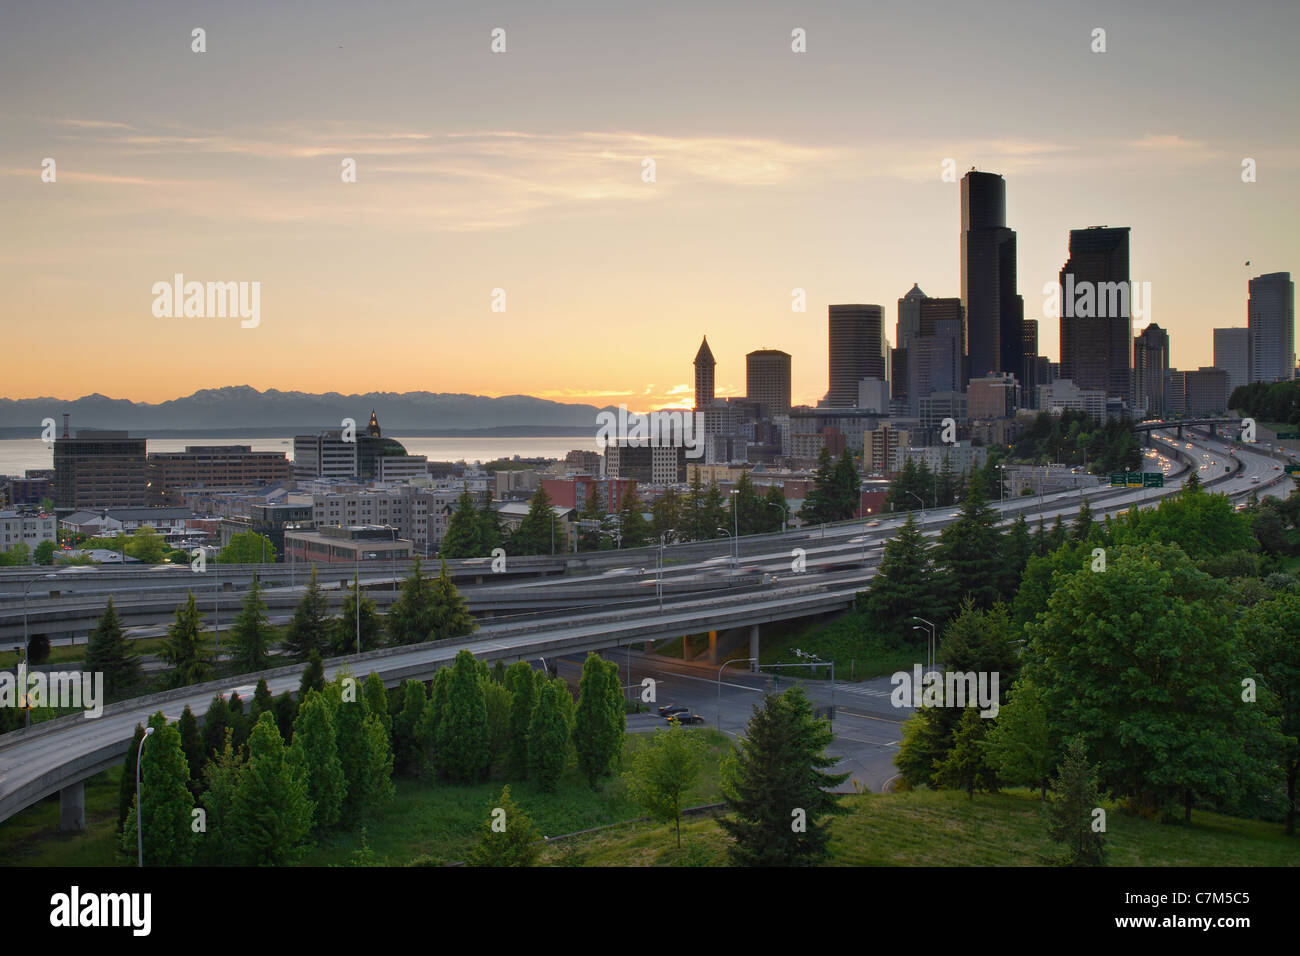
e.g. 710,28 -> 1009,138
832,449 -> 861,520
528,678 -> 572,791
479,502 -> 504,554
363,672 -> 391,736
229,712 -> 315,865
283,566 -> 331,661
574,653 -> 621,788
894,706 -> 952,789
358,712 -> 396,822
935,454 -> 958,507
801,447 -> 838,526
226,691 -> 250,755
437,649 -> 490,783
122,715 -> 195,866
700,478 -> 727,540
83,597 -> 142,699
507,661 -> 537,776
1072,499 -> 1094,543
273,690 -> 298,744
484,680 -> 514,774
249,678 -> 275,726
290,690 -> 346,829
862,513 -> 952,643
719,686 -> 848,866
733,470 -> 763,535
299,649 -> 325,699
578,484 -> 606,551
999,513 -> 1033,601
177,705 -> 205,798
197,730 -> 244,865
392,679 -> 429,776
227,574 -> 273,673
616,485 -> 651,548
428,558 -> 477,640
159,592 -> 213,688
625,725 -> 707,848
466,785 -> 542,867
651,486 -> 683,540
1047,515 -> 1067,552
417,667 -> 451,778
441,490 -> 486,558
387,556 -> 436,645
333,576 -> 382,654
1240,591 -> 1300,835
510,484 -> 558,555
936,470 -> 1003,609
1047,736 -> 1107,866
932,706 -> 998,798
201,695 -> 230,759
761,484 -> 789,532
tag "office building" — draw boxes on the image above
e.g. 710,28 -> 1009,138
746,349 -> 793,417
827,305 -> 888,407
0,510 -> 58,553
1133,323 -> 1170,418
148,445 -> 292,502
896,284 -> 925,350
1059,226 -> 1133,411
52,419 -> 150,511
283,525 -> 413,566
961,171 -> 1023,384
1036,379 -> 1107,420
1212,328 -> 1251,399
605,443 -> 687,484
1248,272 -> 1295,383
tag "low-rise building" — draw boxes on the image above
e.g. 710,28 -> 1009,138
0,510 -> 58,553
283,525 -> 413,566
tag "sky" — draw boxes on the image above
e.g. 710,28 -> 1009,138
2,0 -> 1297,412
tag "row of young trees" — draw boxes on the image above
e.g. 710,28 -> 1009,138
119,669 -> 395,866
883,477 -> 1300,847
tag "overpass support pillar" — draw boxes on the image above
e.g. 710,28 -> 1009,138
749,625 -> 759,672
1176,425 -> 1183,439
707,630 -> 718,665
682,635 -> 695,662
59,781 -> 85,832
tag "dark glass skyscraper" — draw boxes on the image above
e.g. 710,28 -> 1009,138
1247,272 -> 1295,383
961,171 -> 1023,386
1059,226 -> 1132,409
827,305 -> 887,407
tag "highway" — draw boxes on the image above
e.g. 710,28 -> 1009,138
0,426 -> 1293,825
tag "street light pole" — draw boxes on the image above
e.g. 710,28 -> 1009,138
136,725 -> 155,867
912,616 -> 936,670
717,657 -> 758,729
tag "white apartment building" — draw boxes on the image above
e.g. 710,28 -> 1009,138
0,510 -> 58,552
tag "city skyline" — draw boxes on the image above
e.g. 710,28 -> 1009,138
3,0 -> 1298,409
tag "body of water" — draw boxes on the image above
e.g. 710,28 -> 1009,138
0,436 -> 598,477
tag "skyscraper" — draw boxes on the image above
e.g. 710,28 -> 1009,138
961,171 -> 1023,385
745,349 -> 792,418
1133,323 -> 1170,418
1247,272 -> 1295,383
896,283 -> 925,350
694,336 -> 716,408
1021,319 -> 1040,404
53,423 -> 150,511
1213,327 -> 1251,397
1059,226 -> 1133,411
827,305 -> 887,407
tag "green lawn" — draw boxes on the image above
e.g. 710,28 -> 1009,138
533,788 -> 1300,867
750,609 -> 920,680
0,730 -> 732,868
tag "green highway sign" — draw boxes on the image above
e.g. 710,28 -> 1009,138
1286,465 -> 1300,475
1110,473 -> 1126,486
1142,473 -> 1164,487
1276,432 -> 1300,440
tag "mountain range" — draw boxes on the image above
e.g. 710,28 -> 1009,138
0,387 -> 613,437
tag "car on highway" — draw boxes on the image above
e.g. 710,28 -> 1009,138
667,712 -> 705,725
1251,476 -> 1260,483
657,703 -> 689,718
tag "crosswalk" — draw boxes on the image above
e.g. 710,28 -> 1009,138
832,682 -> 894,699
